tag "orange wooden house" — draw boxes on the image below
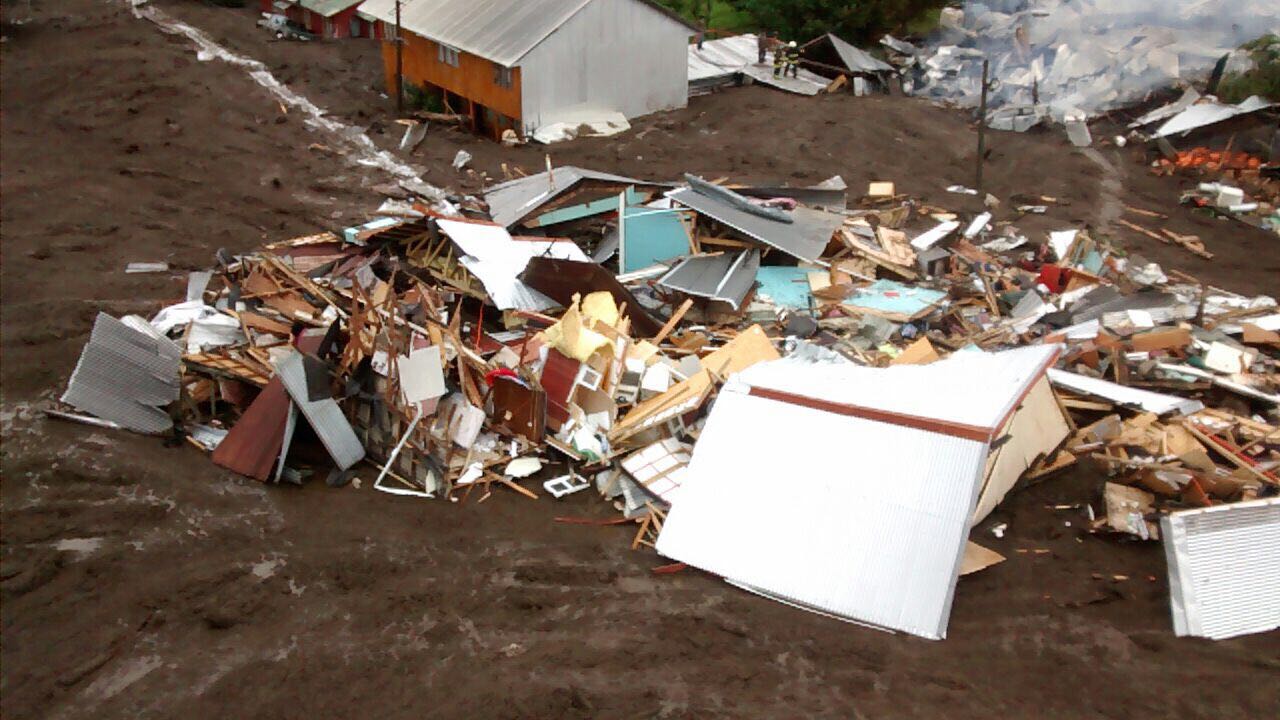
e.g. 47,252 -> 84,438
355,0 -> 694,140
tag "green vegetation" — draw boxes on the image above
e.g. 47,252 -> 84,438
658,0 -> 948,43
1217,34 -> 1280,103
659,1 -> 753,35
405,83 -> 445,113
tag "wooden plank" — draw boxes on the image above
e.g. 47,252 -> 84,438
651,298 -> 693,345
1182,421 -> 1279,485
747,385 -> 995,442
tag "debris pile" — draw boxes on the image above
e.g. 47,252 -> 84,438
899,0 -> 1280,120
53,163 -> 1279,640
1125,89 -> 1280,233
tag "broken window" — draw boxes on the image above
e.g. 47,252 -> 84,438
437,43 -> 460,68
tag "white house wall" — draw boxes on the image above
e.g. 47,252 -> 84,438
519,0 -> 690,132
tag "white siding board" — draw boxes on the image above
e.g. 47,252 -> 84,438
1162,498 -> 1280,640
520,0 -> 689,131
655,389 -> 988,639
972,376 -> 1071,525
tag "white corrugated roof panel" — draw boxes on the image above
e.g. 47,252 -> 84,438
1161,498 -> 1280,640
687,33 -> 759,83
1047,367 -> 1204,415
655,388 -> 988,639
357,0 -> 593,67
358,0 -> 693,67
654,344 -> 1066,638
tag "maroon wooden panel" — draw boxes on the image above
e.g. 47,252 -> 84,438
540,349 -> 580,430
490,376 -> 546,442
212,377 -> 291,481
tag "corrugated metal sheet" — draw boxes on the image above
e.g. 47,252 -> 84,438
519,0 -> 692,130
737,182 -> 848,210
655,345 -> 1064,637
484,166 -> 650,228
358,0 -> 691,69
276,352 -> 365,470
654,387 -> 989,639
656,249 -> 759,309
687,34 -> 829,95
823,33 -> 893,74
1161,498 -> 1280,640
356,0 -> 593,67
667,187 -> 842,264
1046,368 -> 1204,415
61,313 -> 181,434
687,33 -> 760,84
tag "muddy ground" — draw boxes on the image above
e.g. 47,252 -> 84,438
2,2 -> 1278,718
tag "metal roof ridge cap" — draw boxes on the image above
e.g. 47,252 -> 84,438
990,344 -> 1063,432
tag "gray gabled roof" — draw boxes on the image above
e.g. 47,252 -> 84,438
356,0 -> 695,68
823,33 -> 893,74
484,166 -> 655,228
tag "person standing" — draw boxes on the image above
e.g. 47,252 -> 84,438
784,40 -> 800,78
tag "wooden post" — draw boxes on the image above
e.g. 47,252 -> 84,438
975,59 -> 989,196
395,0 -> 404,115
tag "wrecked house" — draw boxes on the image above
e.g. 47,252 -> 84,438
357,0 -> 695,139
800,33 -> 895,95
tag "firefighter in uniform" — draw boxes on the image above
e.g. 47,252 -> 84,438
772,40 -> 788,76
784,40 -> 800,78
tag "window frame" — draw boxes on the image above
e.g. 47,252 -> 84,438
437,42 -> 460,68
493,63 -> 513,89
